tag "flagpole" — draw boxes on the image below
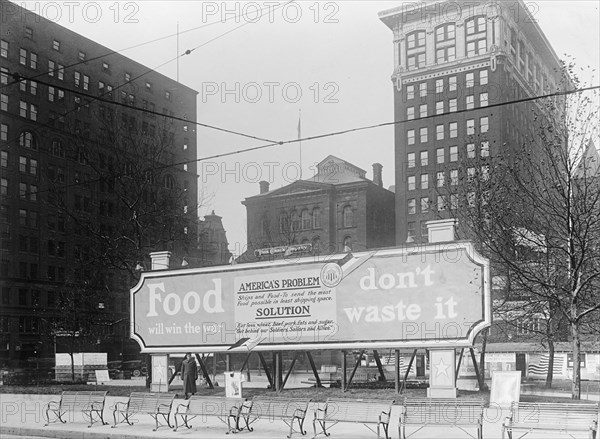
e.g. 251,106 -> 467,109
298,109 -> 302,179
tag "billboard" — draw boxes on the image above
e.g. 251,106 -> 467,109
131,242 -> 491,353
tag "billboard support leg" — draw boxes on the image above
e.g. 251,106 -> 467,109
341,351 -> 347,392
345,350 -> 365,392
395,350 -> 400,393
257,352 -> 273,389
240,352 -> 252,373
226,354 -> 232,371
373,350 -> 387,382
455,348 -> 465,385
274,352 -> 283,393
306,351 -> 322,387
402,349 -> 418,394
195,353 -> 213,389
281,352 -> 298,391
470,347 -> 485,391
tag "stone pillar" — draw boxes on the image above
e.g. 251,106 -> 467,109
150,251 -> 171,271
150,354 -> 170,392
427,349 -> 457,398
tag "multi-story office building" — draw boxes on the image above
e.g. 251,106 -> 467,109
0,0 -> 201,366
241,155 -> 395,261
379,0 -> 565,244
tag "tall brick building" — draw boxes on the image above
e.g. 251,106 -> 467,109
0,0 -> 202,366
241,155 -> 395,260
379,0 -> 565,244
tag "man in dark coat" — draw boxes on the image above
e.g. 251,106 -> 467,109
180,352 -> 197,399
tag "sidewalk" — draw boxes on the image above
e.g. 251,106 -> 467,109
0,392 -> 512,439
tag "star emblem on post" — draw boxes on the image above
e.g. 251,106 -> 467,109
435,358 -> 450,378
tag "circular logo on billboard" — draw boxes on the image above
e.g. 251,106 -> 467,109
320,263 -> 343,287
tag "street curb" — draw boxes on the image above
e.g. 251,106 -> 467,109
0,425 -> 151,439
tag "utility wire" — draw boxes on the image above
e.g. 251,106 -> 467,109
0,1 -> 291,89
23,84 -> 600,198
2,1 -> 292,151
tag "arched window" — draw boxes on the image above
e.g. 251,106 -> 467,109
465,16 -> 487,57
343,236 -> 352,252
301,209 -> 310,230
279,212 -> 289,234
343,205 -> 353,228
19,131 -> 36,150
435,23 -> 456,63
291,211 -> 300,232
163,174 -> 175,189
406,30 -> 426,70
312,207 -> 321,229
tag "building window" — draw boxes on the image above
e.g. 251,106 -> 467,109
165,91 -> 171,100
480,92 -> 488,107
450,146 -> 458,162
466,72 -> 475,88
419,104 -> 427,118
1,67 -> 7,85
466,95 -> 475,110
420,127 -> 428,143
408,175 -> 416,191
407,107 -> 415,120
407,152 -> 416,168
435,23 -> 456,63
420,150 -> 428,167
449,122 -> 458,138
407,222 -> 416,239
0,123 -> 7,141
125,72 -> 131,82
20,48 -> 27,65
406,85 -> 415,100
102,62 -> 110,72
437,171 -> 445,187
52,40 -> 61,51
0,94 -> 7,111
420,197 -> 429,213
406,30 -> 426,70
435,79 -> 444,93
312,208 -> 321,229
465,16 -> 487,57
0,40 -> 8,58
467,143 -> 476,158
436,124 -> 444,140
408,199 -> 416,215
19,131 -> 35,149
436,148 -> 445,164
480,69 -> 488,85
342,205 -> 353,228
407,129 -> 415,145
0,151 -> 7,167
467,167 -> 476,182
481,141 -> 490,157
421,174 -> 429,190
83,75 -> 89,91
0,178 -> 7,196
301,209 -> 310,230
481,165 -> 490,181
450,169 -> 459,186
420,222 -> 429,241
436,101 -> 444,115
57,64 -> 64,80
437,195 -> 447,211
467,119 -> 475,135
480,116 -> 489,133
74,71 -> 81,87
449,76 -> 457,91
419,83 -> 427,97
449,98 -> 457,112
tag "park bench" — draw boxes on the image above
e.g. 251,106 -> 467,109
112,391 -> 175,431
240,396 -> 311,438
172,395 -> 245,433
313,398 -> 395,438
502,401 -> 599,439
43,390 -> 108,428
399,397 -> 484,439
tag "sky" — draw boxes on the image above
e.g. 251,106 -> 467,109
16,0 -> 600,257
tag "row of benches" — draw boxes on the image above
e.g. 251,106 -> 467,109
43,390 -> 599,439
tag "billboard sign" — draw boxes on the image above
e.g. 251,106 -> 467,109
131,243 -> 491,353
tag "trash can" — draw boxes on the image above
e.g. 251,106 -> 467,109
224,371 -> 243,398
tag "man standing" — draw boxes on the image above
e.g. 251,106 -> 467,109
180,352 -> 198,399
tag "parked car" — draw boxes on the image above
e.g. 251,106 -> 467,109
121,360 -> 147,377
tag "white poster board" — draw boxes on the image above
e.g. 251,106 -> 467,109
224,372 -> 243,398
94,370 -> 110,384
490,371 -> 521,407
